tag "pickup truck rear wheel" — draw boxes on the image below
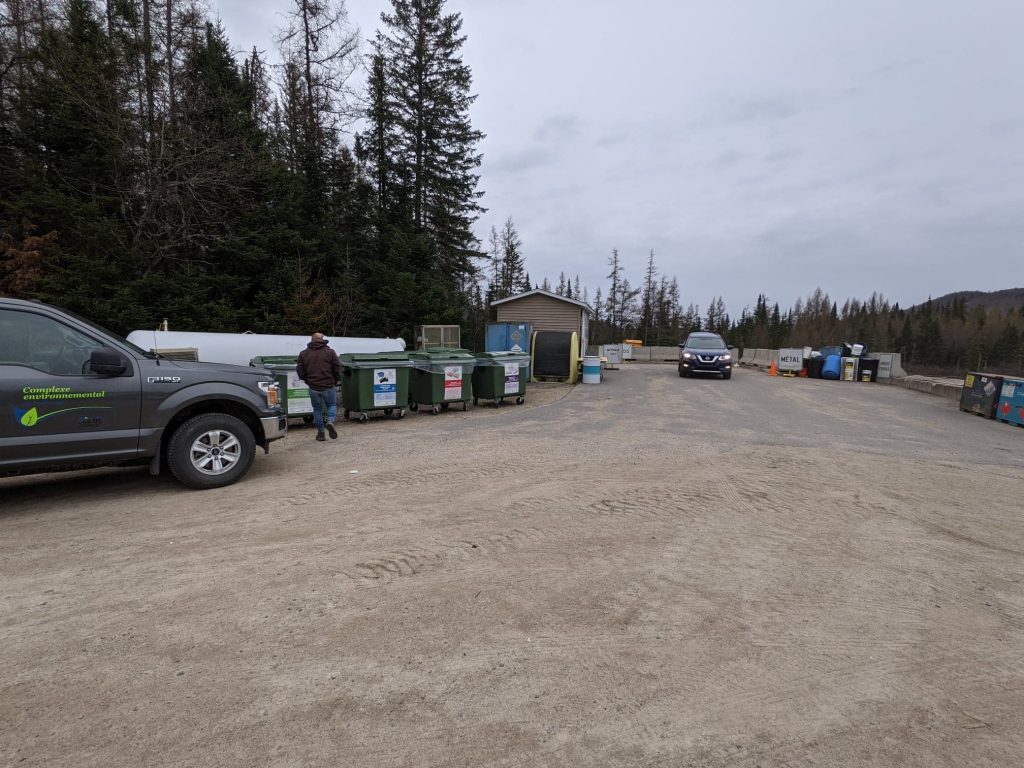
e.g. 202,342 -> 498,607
167,413 -> 256,489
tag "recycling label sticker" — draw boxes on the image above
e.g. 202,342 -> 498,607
444,366 -> 463,400
373,368 -> 397,407
503,362 -> 520,395
287,373 -> 313,414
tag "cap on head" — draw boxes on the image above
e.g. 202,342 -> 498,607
311,332 -> 326,342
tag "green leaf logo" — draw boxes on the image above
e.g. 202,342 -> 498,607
20,407 -> 39,427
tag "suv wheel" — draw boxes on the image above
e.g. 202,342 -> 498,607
722,371 -> 732,380
167,413 -> 256,489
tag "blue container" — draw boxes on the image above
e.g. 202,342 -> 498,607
822,354 -> 841,380
486,322 -> 532,379
486,322 -> 531,353
996,377 -> 1024,426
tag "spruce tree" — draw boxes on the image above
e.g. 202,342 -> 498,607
376,0 -> 485,277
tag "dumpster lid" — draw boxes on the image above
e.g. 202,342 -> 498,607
408,348 -> 476,359
250,355 -> 299,367
409,349 -> 477,368
339,352 -> 414,367
475,352 -> 530,365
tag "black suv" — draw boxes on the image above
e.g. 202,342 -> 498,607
1,298 -> 287,489
678,332 -> 733,379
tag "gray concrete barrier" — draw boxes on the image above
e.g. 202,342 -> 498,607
893,375 -> 963,400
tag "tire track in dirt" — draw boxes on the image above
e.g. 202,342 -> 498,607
337,475 -> 711,589
717,461 -> 1024,633
340,527 -> 548,586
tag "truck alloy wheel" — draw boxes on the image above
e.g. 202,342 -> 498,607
167,413 -> 255,490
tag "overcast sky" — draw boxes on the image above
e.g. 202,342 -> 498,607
215,0 -> 1024,315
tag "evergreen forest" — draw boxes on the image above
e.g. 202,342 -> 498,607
2,0 -> 1021,375
2,0 -> 487,344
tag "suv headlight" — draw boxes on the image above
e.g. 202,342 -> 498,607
721,354 -> 732,361
682,352 -> 693,359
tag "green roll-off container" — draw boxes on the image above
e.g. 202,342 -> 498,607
250,355 -> 314,419
408,349 -> 477,414
472,352 -> 530,406
338,352 -> 413,422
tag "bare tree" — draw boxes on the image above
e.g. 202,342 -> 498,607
276,0 -> 358,152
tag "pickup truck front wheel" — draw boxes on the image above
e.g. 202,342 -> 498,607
167,413 -> 256,490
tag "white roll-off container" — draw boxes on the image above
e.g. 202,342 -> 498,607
126,330 -> 406,368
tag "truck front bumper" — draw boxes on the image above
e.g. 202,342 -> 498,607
260,414 -> 288,444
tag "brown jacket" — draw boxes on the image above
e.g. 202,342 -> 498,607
297,341 -> 341,389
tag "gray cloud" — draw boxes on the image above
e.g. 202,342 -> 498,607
533,114 -> 583,144
217,0 -> 1024,314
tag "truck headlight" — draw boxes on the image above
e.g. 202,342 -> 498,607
259,381 -> 281,407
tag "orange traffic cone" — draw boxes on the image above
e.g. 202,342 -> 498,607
769,360 -> 778,376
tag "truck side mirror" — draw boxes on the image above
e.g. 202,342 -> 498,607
89,347 -> 128,376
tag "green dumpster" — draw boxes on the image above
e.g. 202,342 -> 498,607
472,352 -> 530,406
408,349 -> 477,414
250,355 -> 314,419
338,352 -> 413,422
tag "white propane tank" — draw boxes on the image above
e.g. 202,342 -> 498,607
126,330 -> 406,367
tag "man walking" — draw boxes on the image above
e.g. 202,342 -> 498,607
297,332 -> 341,442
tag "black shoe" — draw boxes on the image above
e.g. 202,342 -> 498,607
316,432 -> 326,442
325,422 -> 337,439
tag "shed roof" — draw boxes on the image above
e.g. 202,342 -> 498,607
490,288 -> 592,313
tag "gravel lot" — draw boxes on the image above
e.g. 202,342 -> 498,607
2,365 -> 1022,767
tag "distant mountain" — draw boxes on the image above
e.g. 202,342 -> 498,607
913,288 -> 1024,312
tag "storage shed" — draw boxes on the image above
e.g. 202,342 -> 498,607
490,289 -> 592,354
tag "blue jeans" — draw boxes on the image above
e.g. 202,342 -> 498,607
308,386 -> 337,432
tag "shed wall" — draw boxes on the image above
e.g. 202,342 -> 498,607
495,296 -> 582,335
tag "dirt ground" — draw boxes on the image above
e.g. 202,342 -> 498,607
2,366 -> 1023,767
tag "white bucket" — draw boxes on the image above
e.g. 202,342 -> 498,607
582,355 -> 601,384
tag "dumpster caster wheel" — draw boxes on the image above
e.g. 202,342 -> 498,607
410,403 -> 419,412
358,413 -> 368,423
473,397 -> 479,406
431,405 -> 440,415
441,402 -> 450,411
383,408 -> 393,416
462,401 -> 468,411
497,398 -> 504,407
398,408 -> 406,419
516,396 -> 524,404
343,410 -> 350,420
302,415 -> 314,425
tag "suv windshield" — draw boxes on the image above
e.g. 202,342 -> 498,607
685,336 -> 726,350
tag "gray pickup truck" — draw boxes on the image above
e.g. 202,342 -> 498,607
0,298 -> 287,489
